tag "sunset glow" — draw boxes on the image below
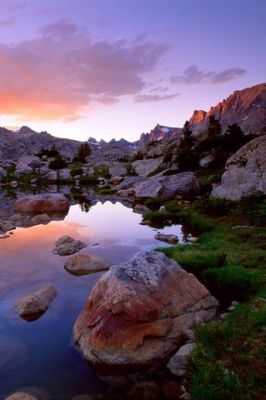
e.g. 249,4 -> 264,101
0,0 -> 265,141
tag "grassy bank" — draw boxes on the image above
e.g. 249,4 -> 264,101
156,195 -> 266,399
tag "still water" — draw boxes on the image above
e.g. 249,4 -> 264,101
0,194 -> 188,399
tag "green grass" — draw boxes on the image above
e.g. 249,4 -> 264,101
190,303 -> 266,400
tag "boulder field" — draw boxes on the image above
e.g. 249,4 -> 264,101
73,251 -> 218,369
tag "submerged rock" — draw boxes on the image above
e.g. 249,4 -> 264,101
13,193 -> 70,213
14,284 -> 57,321
64,253 -> 110,276
154,233 -> 179,244
73,251 -> 218,369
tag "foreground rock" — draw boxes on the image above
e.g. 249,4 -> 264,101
53,235 -> 87,256
74,251 -> 218,369
212,136 -> 266,200
5,393 -> 38,400
13,194 -> 70,213
134,172 -> 199,200
14,284 -> 57,321
154,233 -> 179,244
64,253 -> 110,276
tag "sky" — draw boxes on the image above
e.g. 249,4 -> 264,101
0,0 -> 265,141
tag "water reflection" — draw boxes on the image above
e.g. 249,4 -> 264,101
0,188 -> 190,399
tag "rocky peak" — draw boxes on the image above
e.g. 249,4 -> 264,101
190,83 -> 266,134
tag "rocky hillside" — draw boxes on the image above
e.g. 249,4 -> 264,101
190,82 -> 266,134
137,83 -> 266,145
0,126 -> 81,161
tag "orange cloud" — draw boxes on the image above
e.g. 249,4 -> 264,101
0,20 -> 169,120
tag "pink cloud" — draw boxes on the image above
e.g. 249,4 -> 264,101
135,93 -> 180,103
0,19 -> 169,120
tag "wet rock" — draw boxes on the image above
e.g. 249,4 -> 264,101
13,193 -> 70,213
64,253 -> 110,276
167,343 -> 196,377
74,251 -> 218,369
154,233 -> 179,244
53,235 -> 87,256
4,393 -> 38,400
14,284 -> 57,321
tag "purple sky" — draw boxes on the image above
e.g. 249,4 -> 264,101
0,0 -> 265,141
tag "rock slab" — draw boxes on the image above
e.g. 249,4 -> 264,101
74,251 -> 218,368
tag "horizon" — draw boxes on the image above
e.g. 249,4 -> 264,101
0,0 -> 265,141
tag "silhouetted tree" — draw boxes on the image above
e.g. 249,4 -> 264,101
176,121 -> 198,171
48,151 -> 67,170
207,115 -> 221,141
74,142 -> 91,163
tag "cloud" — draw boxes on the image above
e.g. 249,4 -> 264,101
171,65 -> 246,85
0,19 -> 169,120
0,17 -> 16,26
135,93 -> 180,103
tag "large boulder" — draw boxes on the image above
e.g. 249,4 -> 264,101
132,157 -> 164,177
15,155 -> 41,176
73,251 -> 218,369
212,136 -> 266,200
14,284 -> 57,321
58,168 -> 71,180
134,172 -> 199,200
12,193 -> 70,213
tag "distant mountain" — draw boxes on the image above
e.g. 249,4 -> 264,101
189,83 -> 266,134
87,137 -> 137,163
0,126 -> 81,161
139,124 -> 182,146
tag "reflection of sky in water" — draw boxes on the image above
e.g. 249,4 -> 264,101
0,200 -> 185,399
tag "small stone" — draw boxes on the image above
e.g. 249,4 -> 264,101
220,313 -> 228,320
155,233 -> 179,244
228,305 -> 235,311
14,284 -> 57,321
231,301 -> 239,306
53,235 -> 86,256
